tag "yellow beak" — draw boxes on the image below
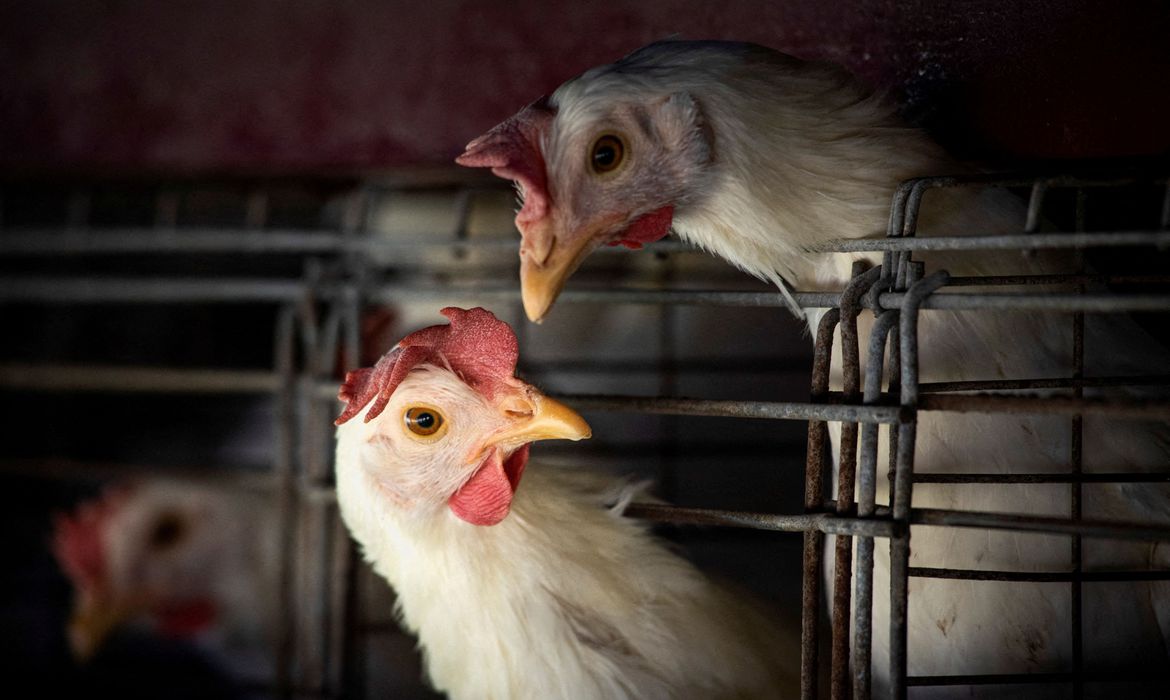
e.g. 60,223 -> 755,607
519,217 -> 612,323
485,393 -> 592,451
67,593 -> 140,661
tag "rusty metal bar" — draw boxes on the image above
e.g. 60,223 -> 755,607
916,393 -> 1170,420
831,264 -> 881,700
801,308 -> 840,700
558,394 -> 905,424
919,374 -> 1170,393
853,309 -> 900,700
621,503 -> 899,537
907,670 -> 1170,686
944,273 -> 1170,287
890,268 -> 948,700
914,472 -> 1170,484
909,567 -> 1170,583
812,230 -> 1170,253
909,508 -> 1170,542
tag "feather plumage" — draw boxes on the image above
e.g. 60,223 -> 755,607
458,39 -> 1170,693
333,308 -> 798,699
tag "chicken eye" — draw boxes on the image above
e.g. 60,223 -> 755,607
149,512 -> 187,551
404,406 -> 446,438
590,134 -> 625,174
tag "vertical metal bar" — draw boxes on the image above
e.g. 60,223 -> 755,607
1159,181 -> 1170,230
1025,181 -> 1050,233
273,305 -> 298,699
338,277 -> 362,696
900,182 -> 929,238
831,264 -> 882,700
802,308 -> 841,700
327,505 -> 353,695
890,267 -> 948,700
1070,188 -> 1087,700
854,309 -> 900,700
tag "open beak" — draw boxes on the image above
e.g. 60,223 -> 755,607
485,392 -> 592,451
519,216 -> 616,323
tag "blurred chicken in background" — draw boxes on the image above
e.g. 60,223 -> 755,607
53,480 -> 279,694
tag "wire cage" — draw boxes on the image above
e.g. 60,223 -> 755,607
1,171 -> 1168,698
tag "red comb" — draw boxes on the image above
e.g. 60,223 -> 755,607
52,486 -> 131,593
455,97 -> 555,226
335,307 -> 519,426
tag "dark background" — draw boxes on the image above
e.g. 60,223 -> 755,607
2,0 -> 1168,175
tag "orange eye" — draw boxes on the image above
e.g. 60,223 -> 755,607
590,134 -> 625,174
404,406 -> 446,438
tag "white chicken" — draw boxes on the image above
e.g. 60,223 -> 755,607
333,306 -> 798,699
52,479 -> 279,686
457,40 -> 1170,693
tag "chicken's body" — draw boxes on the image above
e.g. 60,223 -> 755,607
458,40 -> 1170,693
338,465 -> 795,699
333,307 -> 797,699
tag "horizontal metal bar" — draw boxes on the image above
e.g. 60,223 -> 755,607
917,393 -> 1170,420
914,472 -> 1170,484
0,229 -> 344,254
919,375 -> 1170,393
819,390 -> 1170,419
0,456 -> 280,491
897,173 -> 1169,190
0,363 -> 280,393
909,566 -> 1170,583
0,277 -> 307,303
623,503 -> 898,537
907,670 -> 1170,687
0,228 -> 702,257
5,277 -> 1169,313
880,291 -> 1170,312
814,231 -> 1170,253
556,394 -> 906,423
911,508 -> 1170,542
631,504 -> 1170,542
372,285 -> 810,308
945,274 -> 1170,287
319,382 -> 1170,424
0,456 -> 340,504
11,365 -> 1160,425
518,357 -> 812,376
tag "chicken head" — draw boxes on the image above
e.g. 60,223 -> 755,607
333,306 -> 590,526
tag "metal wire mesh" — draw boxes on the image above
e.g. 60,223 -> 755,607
1,172 -> 1168,698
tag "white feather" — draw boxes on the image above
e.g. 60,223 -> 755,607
335,367 -> 799,699
549,39 -> 1170,693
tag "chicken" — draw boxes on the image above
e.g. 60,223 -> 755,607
457,40 -> 1170,693
333,306 -> 798,699
52,480 -> 279,686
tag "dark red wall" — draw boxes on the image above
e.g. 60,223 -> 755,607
2,0 -> 1167,173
